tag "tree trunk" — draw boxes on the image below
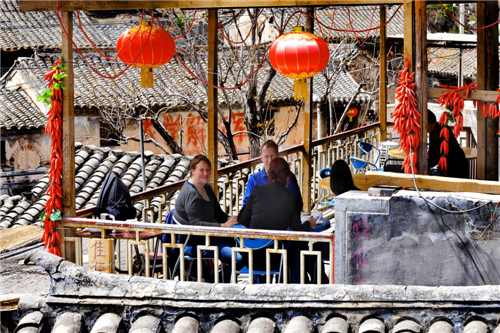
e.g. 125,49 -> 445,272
148,118 -> 183,154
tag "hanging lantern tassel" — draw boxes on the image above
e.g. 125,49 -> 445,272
141,68 -> 154,88
294,79 -> 308,101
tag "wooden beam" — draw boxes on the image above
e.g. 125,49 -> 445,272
207,9 -> 219,194
19,0 -> 410,12
378,5 -> 387,141
319,171 -> 500,194
428,87 -> 499,102
414,0 -> 427,175
61,11 -> 76,262
353,172 -> 500,194
302,8 -> 314,213
476,0 -> 499,181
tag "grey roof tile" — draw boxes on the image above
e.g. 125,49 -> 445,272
129,315 -> 162,333
0,0 -> 113,51
89,313 -> 123,333
247,317 -> 275,333
393,319 -> 422,333
172,316 -> 199,333
52,312 -> 82,333
428,47 -> 480,80
428,320 -> 453,333
284,316 -> 314,333
0,89 -> 46,132
11,48 -> 368,117
359,318 -> 385,333
464,320 -> 489,333
314,5 -> 404,39
0,146 -> 191,228
15,310 -> 43,333
211,318 -> 241,333
322,316 -> 349,333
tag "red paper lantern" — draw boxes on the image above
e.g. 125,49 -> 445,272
269,26 -> 330,100
116,22 -> 175,88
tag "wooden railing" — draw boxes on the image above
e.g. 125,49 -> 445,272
61,216 -> 334,284
76,122 -> 382,219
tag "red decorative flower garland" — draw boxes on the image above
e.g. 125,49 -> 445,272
37,57 -> 66,256
393,58 -> 421,174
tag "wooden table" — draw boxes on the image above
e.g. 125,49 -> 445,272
388,147 -> 477,160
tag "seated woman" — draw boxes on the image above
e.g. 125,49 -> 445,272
238,157 -> 313,231
330,159 -> 360,196
174,154 -> 242,281
238,158 -> 320,283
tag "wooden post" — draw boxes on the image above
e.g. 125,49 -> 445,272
207,9 -> 219,194
414,0 -> 428,175
402,1 -> 414,69
476,1 -> 499,180
61,11 -> 76,262
302,8 -> 314,213
378,5 -> 387,141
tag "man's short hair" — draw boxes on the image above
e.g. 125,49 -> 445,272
261,140 -> 279,154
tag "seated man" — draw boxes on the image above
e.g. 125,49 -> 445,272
427,110 -> 469,178
243,140 -> 302,209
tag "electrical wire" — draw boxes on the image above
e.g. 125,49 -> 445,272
438,205 -> 487,285
407,143 -> 492,214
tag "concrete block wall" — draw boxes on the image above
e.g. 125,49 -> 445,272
335,189 -> 500,285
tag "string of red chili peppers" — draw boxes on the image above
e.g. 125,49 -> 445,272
37,57 -> 65,256
437,85 -> 500,175
393,58 -> 420,174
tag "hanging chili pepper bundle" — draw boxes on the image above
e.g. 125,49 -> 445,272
37,56 -> 66,256
436,82 -> 477,174
393,58 -> 420,174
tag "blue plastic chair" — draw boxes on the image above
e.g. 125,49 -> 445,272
358,140 -> 381,167
233,225 -> 282,284
350,156 -> 380,174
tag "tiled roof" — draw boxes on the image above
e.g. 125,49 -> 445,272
428,47 -> 479,80
0,88 -> 46,131
0,144 -> 192,229
10,51 -> 369,113
0,0 -> 114,51
314,5 -> 404,39
14,250 -> 500,333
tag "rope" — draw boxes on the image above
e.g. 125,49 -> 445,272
57,0 -> 153,80
173,44 -> 271,90
76,9 -> 146,62
348,7 -> 377,47
438,0 -> 500,31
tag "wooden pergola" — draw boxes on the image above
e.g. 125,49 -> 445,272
18,1 -> 499,260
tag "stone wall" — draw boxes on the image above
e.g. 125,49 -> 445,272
335,189 -> 500,285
